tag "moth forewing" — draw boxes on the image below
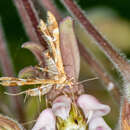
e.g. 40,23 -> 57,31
42,50 -> 58,77
39,19 -> 66,82
39,20 -> 58,65
0,77 -> 43,86
47,11 -> 65,76
47,11 -> 59,49
0,77 -> 66,87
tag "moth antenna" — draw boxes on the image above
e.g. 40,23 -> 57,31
4,90 -> 26,96
77,77 -> 99,85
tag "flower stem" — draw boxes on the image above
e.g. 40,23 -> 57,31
0,24 -> 25,123
61,0 -> 130,128
13,0 -> 39,43
61,0 -> 130,81
13,0 -> 47,48
78,42 -> 120,104
39,0 -> 62,22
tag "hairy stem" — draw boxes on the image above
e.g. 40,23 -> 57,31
78,42 -> 120,104
13,0 -> 48,67
13,0 -> 39,43
61,0 -> 130,81
39,0 -> 62,22
61,0 -> 130,128
14,0 -> 47,48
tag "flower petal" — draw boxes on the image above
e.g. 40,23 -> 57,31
60,17 -> 80,80
89,117 -> 112,130
52,95 -> 72,120
22,42 -> 45,66
77,94 -> 110,120
32,108 -> 56,130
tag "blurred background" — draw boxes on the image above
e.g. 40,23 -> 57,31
0,0 -> 130,129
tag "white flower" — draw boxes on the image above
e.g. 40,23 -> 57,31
89,117 -> 111,130
52,95 -> 72,120
77,94 -> 111,130
32,109 -> 56,130
32,94 -> 111,130
77,94 -> 110,122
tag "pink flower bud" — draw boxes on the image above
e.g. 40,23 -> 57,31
32,108 -> 56,130
52,95 -> 72,120
89,117 -> 112,130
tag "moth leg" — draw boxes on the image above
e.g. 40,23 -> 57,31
4,90 -> 27,96
26,84 -> 52,97
5,84 -> 53,101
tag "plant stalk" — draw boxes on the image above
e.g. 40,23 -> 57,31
61,0 -> 130,81
78,42 -> 120,104
0,24 -> 25,123
14,0 -> 47,48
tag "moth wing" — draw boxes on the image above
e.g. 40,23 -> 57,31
39,20 -> 57,64
0,77 -> 52,86
26,84 -> 53,96
47,11 -> 65,75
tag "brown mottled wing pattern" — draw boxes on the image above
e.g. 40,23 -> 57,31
39,19 -> 57,68
47,11 -> 65,75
